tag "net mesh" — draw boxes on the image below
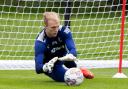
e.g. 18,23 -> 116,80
0,0 -> 128,62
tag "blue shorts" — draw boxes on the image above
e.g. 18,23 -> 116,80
44,61 -> 77,82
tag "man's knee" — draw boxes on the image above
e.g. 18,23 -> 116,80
64,61 -> 77,68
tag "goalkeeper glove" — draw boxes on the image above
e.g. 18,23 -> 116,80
58,54 -> 76,61
42,57 -> 58,73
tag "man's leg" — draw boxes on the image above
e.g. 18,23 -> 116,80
64,61 -> 77,68
44,64 -> 67,82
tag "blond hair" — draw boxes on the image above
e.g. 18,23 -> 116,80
43,12 -> 60,26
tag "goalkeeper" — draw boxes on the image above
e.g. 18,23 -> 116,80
34,12 -> 94,82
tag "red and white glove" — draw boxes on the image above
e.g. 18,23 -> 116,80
43,57 -> 58,73
58,54 -> 76,61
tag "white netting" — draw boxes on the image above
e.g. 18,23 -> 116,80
0,0 -> 128,69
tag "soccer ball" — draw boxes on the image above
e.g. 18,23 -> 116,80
64,68 -> 84,86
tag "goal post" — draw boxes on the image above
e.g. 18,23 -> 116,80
0,0 -> 128,74
113,0 -> 127,78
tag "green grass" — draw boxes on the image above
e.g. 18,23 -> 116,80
0,68 -> 128,89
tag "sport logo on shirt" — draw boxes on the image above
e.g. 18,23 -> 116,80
64,28 -> 70,34
51,45 -> 64,53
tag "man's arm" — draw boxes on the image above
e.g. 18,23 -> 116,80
35,40 -> 58,73
63,27 -> 77,56
34,40 -> 46,74
58,27 -> 77,61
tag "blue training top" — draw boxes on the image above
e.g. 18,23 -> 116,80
34,25 -> 77,74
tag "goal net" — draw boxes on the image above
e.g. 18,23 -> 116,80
0,0 -> 128,70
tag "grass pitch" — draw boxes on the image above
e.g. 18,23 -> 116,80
0,68 -> 128,89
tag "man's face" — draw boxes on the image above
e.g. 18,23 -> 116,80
46,20 -> 60,38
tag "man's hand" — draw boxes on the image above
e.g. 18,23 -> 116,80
42,57 -> 58,73
58,54 -> 76,61
43,63 -> 53,73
